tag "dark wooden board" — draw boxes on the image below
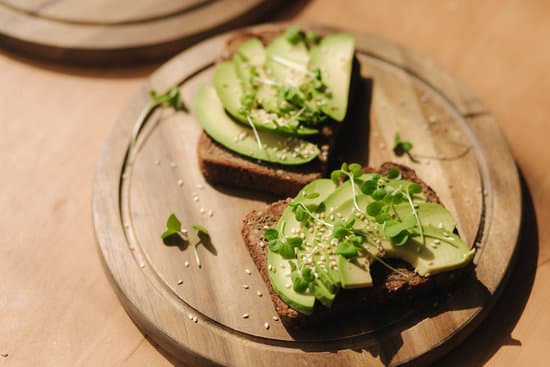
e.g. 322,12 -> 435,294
93,24 -> 521,366
0,0 -> 283,65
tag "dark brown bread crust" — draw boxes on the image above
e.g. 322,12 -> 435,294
241,163 -> 465,328
197,27 -> 356,197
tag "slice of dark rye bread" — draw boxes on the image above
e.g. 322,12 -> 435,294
241,162 -> 472,329
197,27 -> 360,197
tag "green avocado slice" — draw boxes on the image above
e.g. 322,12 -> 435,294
265,35 -> 310,87
213,61 -> 319,136
309,33 -> 355,122
267,179 -> 337,315
194,85 -> 319,165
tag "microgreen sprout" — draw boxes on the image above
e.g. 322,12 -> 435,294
246,115 -> 264,150
393,132 -> 472,163
132,86 -> 186,144
161,213 -> 210,268
330,162 -> 365,214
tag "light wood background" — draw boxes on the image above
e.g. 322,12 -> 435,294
0,1 -> 547,366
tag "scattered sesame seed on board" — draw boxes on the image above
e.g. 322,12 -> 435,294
154,159 -> 160,165
264,322 -> 270,330
184,261 -> 190,268
242,284 -> 249,289
192,316 -> 198,323
245,268 -> 251,275
256,291 -> 263,297
188,313 -> 193,320
139,262 -> 145,268
272,316 -> 279,321
177,179 -> 184,187
242,313 -> 249,319
177,280 -> 183,285
170,161 -> 177,168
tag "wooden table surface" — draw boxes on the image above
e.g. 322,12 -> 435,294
1,1 -> 548,366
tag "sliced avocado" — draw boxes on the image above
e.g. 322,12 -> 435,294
232,40 -> 281,115
267,179 -> 337,315
233,38 -> 265,88
309,33 -> 355,121
393,202 -> 456,233
310,279 -> 336,308
213,61 -> 318,136
383,226 -> 475,276
265,35 -> 310,87
194,85 -> 319,165
337,255 -> 372,289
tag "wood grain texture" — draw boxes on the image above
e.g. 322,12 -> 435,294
2,1 -> 549,367
92,24 -> 520,366
0,0 -> 283,65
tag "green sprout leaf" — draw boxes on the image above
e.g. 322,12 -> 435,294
391,230 -> 410,246
161,213 -> 182,239
150,86 -> 185,111
372,188 -> 387,200
360,179 -> 377,195
366,201 -> 383,217
302,267 -> 315,282
293,277 -> 309,293
264,228 -> 279,241
305,192 -> 320,199
279,242 -> 295,259
287,237 -> 303,248
393,133 -> 413,156
407,183 -> 422,195
306,31 -> 320,44
348,163 -> 362,178
387,167 -> 400,179
285,26 -> 302,44
332,222 -> 349,239
331,170 -> 346,183
384,216 -> 417,237
336,241 -> 358,258
192,224 -> 209,236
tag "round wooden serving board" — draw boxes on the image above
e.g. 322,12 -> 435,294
93,24 -> 521,366
0,0 -> 282,65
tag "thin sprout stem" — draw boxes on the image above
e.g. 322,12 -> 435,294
405,191 -> 424,245
246,115 -> 264,150
362,238 -> 411,278
270,55 -> 313,76
346,173 -> 366,215
253,77 -> 283,87
295,202 -> 333,227
192,244 -> 201,268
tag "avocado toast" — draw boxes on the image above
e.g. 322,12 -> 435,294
242,162 -> 475,328
195,26 -> 358,196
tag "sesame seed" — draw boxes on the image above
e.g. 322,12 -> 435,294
272,316 -> 279,321
181,228 -> 188,235
242,313 -> 249,319
197,184 -> 204,190
245,268 -> 251,275
429,115 -> 438,124
193,197 -> 199,202
154,159 -> 160,165
285,283 -> 292,288
188,313 -> 193,320
200,207 -> 206,214
177,280 -> 183,285
264,322 -> 270,330
139,262 -> 145,268
207,209 -> 214,217
185,261 -> 190,268
177,179 -> 184,187
192,316 -> 198,323
170,161 -> 177,168
243,284 -> 249,289
434,240 -> 441,244
268,264 -> 273,271
257,291 -> 263,297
